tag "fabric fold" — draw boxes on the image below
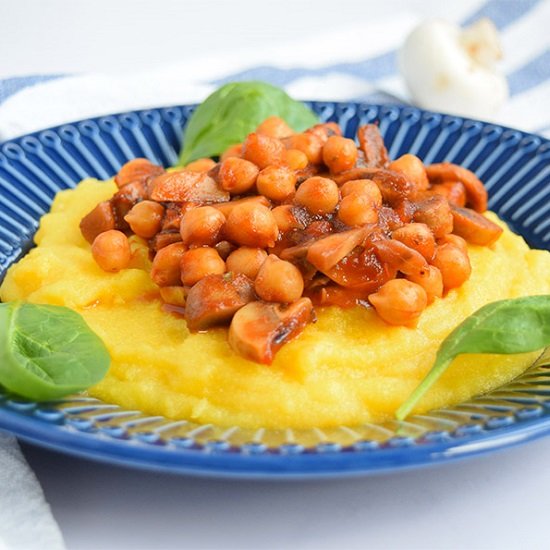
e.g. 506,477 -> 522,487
0,432 -> 65,550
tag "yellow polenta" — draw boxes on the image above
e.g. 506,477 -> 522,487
1,178 -> 550,428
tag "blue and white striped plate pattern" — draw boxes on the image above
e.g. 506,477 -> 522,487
0,102 -> 549,478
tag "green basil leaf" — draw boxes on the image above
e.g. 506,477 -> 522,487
396,295 -> 550,420
0,302 -> 110,400
179,81 -> 319,165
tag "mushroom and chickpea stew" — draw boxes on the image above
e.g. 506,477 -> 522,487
79,116 -> 503,365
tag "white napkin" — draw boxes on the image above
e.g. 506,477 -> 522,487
0,432 -> 65,550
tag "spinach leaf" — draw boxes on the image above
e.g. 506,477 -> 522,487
0,302 -> 110,400
396,295 -> 550,420
179,81 -> 319,165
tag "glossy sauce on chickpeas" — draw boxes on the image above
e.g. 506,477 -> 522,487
80,119 -> 503,364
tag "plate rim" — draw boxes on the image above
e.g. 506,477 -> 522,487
3,404 -> 550,479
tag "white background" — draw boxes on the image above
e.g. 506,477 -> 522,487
2,1 -> 550,549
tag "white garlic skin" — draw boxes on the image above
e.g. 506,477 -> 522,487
398,19 -> 509,119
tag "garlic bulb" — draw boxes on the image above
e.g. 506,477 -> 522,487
398,18 -> 509,119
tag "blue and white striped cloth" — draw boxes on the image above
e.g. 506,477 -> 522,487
0,0 -> 548,142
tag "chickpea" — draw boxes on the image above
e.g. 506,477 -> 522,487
407,265 -> 443,304
226,247 -> 268,280
285,149 -> 308,171
218,157 -> 259,195
91,230 -> 131,272
127,234 -> 151,270
340,179 -> 382,207
272,205 -> 304,232
220,143 -> 242,162
256,165 -> 297,202
180,247 -> 226,287
283,133 -> 324,164
185,158 -> 216,173
431,243 -> 472,290
151,242 -> 186,287
338,192 -> 379,226
124,200 -> 165,239
242,133 -> 286,169
392,223 -> 436,261
438,233 -> 468,254
224,203 -> 279,248
256,116 -> 294,139
368,279 -> 428,327
389,154 -> 429,191
255,255 -> 304,303
180,206 -> 226,246
322,136 -> 358,173
294,176 -> 339,215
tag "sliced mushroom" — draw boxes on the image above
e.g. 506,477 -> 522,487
357,124 -> 389,168
413,195 -> 453,238
80,201 -> 116,243
426,162 -> 487,213
115,158 -> 164,188
278,218 -> 336,261
429,181 -> 467,207
332,167 -> 380,186
150,170 -> 230,203
185,273 -> 256,331
161,203 -> 184,231
279,240 -> 314,262
393,199 -> 416,224
115,179 -> 149,202
450,205 -> 503,246
272,204 -> 306,233
378,206 -> 405,232
373,170 -> 419,203
373,238 -> 429,277
306,227 -> 372,272
228,298 -> 314,364
149,231 -> 182,251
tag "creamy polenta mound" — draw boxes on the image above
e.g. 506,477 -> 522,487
1,177 -> 549,428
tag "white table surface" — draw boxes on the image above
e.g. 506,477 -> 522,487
2,1 -> 549,549
20,436 -> 550,550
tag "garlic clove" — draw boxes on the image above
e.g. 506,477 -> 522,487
460,18 -> 502,68
398,18 -> 509,119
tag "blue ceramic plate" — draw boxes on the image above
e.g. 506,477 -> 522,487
0,102 -> 549,479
